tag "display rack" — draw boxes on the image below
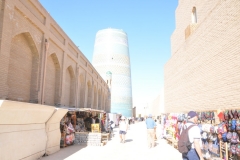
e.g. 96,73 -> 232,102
219,141 -> 234,160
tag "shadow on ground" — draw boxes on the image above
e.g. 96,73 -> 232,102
125,139 -> 133,143
40,144 -> 87,160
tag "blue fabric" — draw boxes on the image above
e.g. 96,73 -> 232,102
145,118 -> 156,129
119,130 -> 126,134
182,149 -> 200,160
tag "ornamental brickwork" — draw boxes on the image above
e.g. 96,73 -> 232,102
92,29 -> 133,117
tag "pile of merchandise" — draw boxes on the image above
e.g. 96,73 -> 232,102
60,112 -> 76,147
163,110 -> 240,160
197,115 -> 219,159
216,110 -> 240,159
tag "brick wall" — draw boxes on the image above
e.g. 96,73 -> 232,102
164,0 -> 240,113
8,33 -> 37,102
44,55 -> 57,106
0,0 -> 111,112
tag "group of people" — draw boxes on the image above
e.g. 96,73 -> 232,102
145,111 -> 204,160
117,111 -> 204,160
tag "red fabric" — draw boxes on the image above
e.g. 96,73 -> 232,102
218,112 -> 224,121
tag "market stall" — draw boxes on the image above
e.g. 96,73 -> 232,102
59,107 -> 110,147
162,109 -> 240,160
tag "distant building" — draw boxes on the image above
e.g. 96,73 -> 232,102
132,106 -> 136,118
92,28 -> 133,117
164,0 -> 240,113
148,95 -> 161,117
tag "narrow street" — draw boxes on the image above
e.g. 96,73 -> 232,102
41,122 -> 182,160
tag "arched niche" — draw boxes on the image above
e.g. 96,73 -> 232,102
86,80 -> 92,108
98,89 -> 102,110
7,32 -> 39,102
44,53 -> 61,106
63,66 -> 75,107
93,85 -> 97,109
78,74 -> 85,108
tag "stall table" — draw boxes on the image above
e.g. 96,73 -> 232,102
101,133 -> 110,142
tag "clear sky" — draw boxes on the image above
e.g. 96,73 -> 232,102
39,0 -> 178,107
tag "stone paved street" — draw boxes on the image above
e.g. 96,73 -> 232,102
41,122 -> 182,160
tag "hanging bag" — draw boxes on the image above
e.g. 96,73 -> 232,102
236,144 -> 240,156
229,110 -> 234,119
233,110 -> 238,119
224,111 -> 229,121
236,120 -> 240,132
205,112 -> 211,120
230,132 -> 239,144
227,132 -> 232,142
231,119 -> 237,131
230,144 -> 237,155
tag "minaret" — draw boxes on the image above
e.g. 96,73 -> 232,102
92,28 -> 133,117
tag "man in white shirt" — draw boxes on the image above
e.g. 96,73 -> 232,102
182,111 -> 204,160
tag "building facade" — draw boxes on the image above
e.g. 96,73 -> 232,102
92,28 -> 133,117
0,0 -> 110,112
164,0 -> 240,113
148,94 -> 161,117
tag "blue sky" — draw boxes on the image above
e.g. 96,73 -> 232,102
39,0 -> 178,106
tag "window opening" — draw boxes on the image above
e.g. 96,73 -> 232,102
191,7 -> 197,23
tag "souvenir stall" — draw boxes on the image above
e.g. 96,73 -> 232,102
74,109 -> 110,147
196,110 -> 220,160
59,108 -> 98,147
215,109 -> 240,160
163,109 -> 240,160
60,109 -> 80,148
163,113 -> 186,148
59,107 -> 112,147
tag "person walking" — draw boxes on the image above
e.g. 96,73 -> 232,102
145,114 -> 156,148
181,111 -> 204,160
119,116 -> 128,143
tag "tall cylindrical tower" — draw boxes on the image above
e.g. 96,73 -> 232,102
92,28 -> 132,117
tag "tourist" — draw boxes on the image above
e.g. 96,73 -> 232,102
181,111 -> 204,160
145,114 -> 156,148
95,116 -> 100,123
84,115 -> 92,132
119,116 -> 128,143
92,116 -> 95,124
